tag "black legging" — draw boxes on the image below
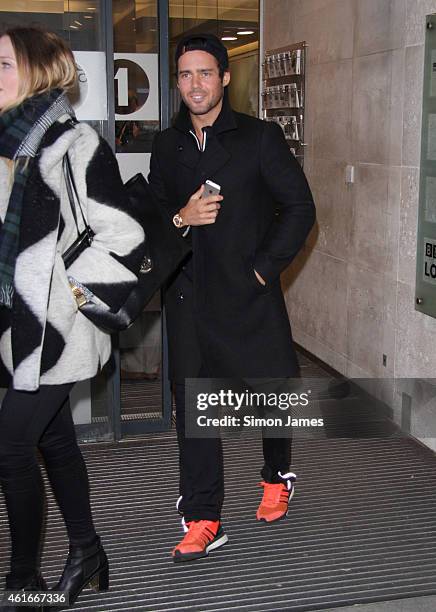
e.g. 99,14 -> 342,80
0,383 -> 96,581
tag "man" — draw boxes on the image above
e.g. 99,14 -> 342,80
148,33 -> 315,563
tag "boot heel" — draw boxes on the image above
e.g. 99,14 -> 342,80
53,535 -> 109,606
89,564 -> 109,592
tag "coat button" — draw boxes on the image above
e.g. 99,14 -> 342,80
178,145 -> 183,151
178,292 -> 184,301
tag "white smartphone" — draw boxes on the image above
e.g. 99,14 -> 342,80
203,179 -> 221,197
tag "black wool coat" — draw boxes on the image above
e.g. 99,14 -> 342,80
148,93 -> 316,382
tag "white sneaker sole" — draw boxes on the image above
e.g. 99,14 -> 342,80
206,532 -> 228,553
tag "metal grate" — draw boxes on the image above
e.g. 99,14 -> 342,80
121,378 -> 162,421
1,432 -> 436,611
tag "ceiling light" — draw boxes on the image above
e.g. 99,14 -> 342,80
86,6 -> 96,10
237,30 -> 254,35
74,21 -> 83,26
69,25 -> 78,29
221,36 -> 237,41
84,16 -> 93,19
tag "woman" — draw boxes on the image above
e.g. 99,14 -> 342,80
0,27 -> 145,610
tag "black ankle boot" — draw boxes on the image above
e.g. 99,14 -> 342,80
51,536 -> 109,610
2,572 -> 47,611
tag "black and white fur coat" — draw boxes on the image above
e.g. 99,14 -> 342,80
0,117 -> 145,391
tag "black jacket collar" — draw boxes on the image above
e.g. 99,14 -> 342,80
174,88 -> 237,137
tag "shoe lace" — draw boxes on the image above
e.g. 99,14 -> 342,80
278,471 -> 296,489
259,481 -> 287,507
181,521 -> 217,547
181,516 -> 190,533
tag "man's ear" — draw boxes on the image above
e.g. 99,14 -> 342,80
223,70 -> 231,87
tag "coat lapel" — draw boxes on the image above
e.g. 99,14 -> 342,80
174,89 -> 237,180
193,132 -> 231,183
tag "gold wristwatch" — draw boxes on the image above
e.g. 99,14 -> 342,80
172,212 -> 185,228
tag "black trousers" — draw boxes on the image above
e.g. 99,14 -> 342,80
174,381 -> 292,522
0,384 -> 96,581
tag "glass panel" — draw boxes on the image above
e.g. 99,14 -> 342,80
425,176 -> 436,223
0,2 -> 103,50
113,0 -> 159,155
0,1 -> 113,441
113,0 -> 164,431
169,0 -> 260,118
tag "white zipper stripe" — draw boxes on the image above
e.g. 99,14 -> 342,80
189,128 -> 207,152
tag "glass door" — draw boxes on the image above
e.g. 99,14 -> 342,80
112,0 -> 172,437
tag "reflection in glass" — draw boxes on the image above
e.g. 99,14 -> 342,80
113,1 -> 159,155
113,0 -> 163,428
425,176 -> 436,224
0,2 -> 103,50
169,0 -> 260,118
430,49 -> 436,98
427,114 -> 436,161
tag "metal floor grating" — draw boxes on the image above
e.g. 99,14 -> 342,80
121,379 -> 162,419
1,432 -> 436,611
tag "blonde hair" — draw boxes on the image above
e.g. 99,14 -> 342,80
1,27 -> 77,111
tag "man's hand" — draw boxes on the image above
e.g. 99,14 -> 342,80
179,184 -> 223,226
254,269 -> 266,286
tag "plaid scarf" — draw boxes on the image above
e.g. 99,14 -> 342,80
0,89 -> 73,308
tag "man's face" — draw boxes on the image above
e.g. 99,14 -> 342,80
177,50 -> 230,117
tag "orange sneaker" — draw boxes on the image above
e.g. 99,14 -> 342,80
256,472 -> 296,522
172,520 -> 228,563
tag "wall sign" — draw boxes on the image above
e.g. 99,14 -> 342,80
423,237 -> 436,285
114,53 -> 159,121
415,17 -> 436,318
70,51 -> 108,121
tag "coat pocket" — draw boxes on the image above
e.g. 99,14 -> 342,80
242,255 -> 272,295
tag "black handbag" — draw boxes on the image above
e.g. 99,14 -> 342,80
78,172 -> 191,332
62,154 -> 95,269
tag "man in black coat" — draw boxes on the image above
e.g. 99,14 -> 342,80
148,33 -> 315,563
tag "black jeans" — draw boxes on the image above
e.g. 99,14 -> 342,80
175,381 -> 291,522
0,384 -> 96,581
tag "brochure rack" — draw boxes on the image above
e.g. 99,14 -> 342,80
262,42 -> 307,167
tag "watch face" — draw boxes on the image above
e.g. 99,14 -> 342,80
173,214 -> 182,228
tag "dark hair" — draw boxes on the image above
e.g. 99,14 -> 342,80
175,33 -> 229,79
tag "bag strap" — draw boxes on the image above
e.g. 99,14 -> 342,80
62,154 -> 91,236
